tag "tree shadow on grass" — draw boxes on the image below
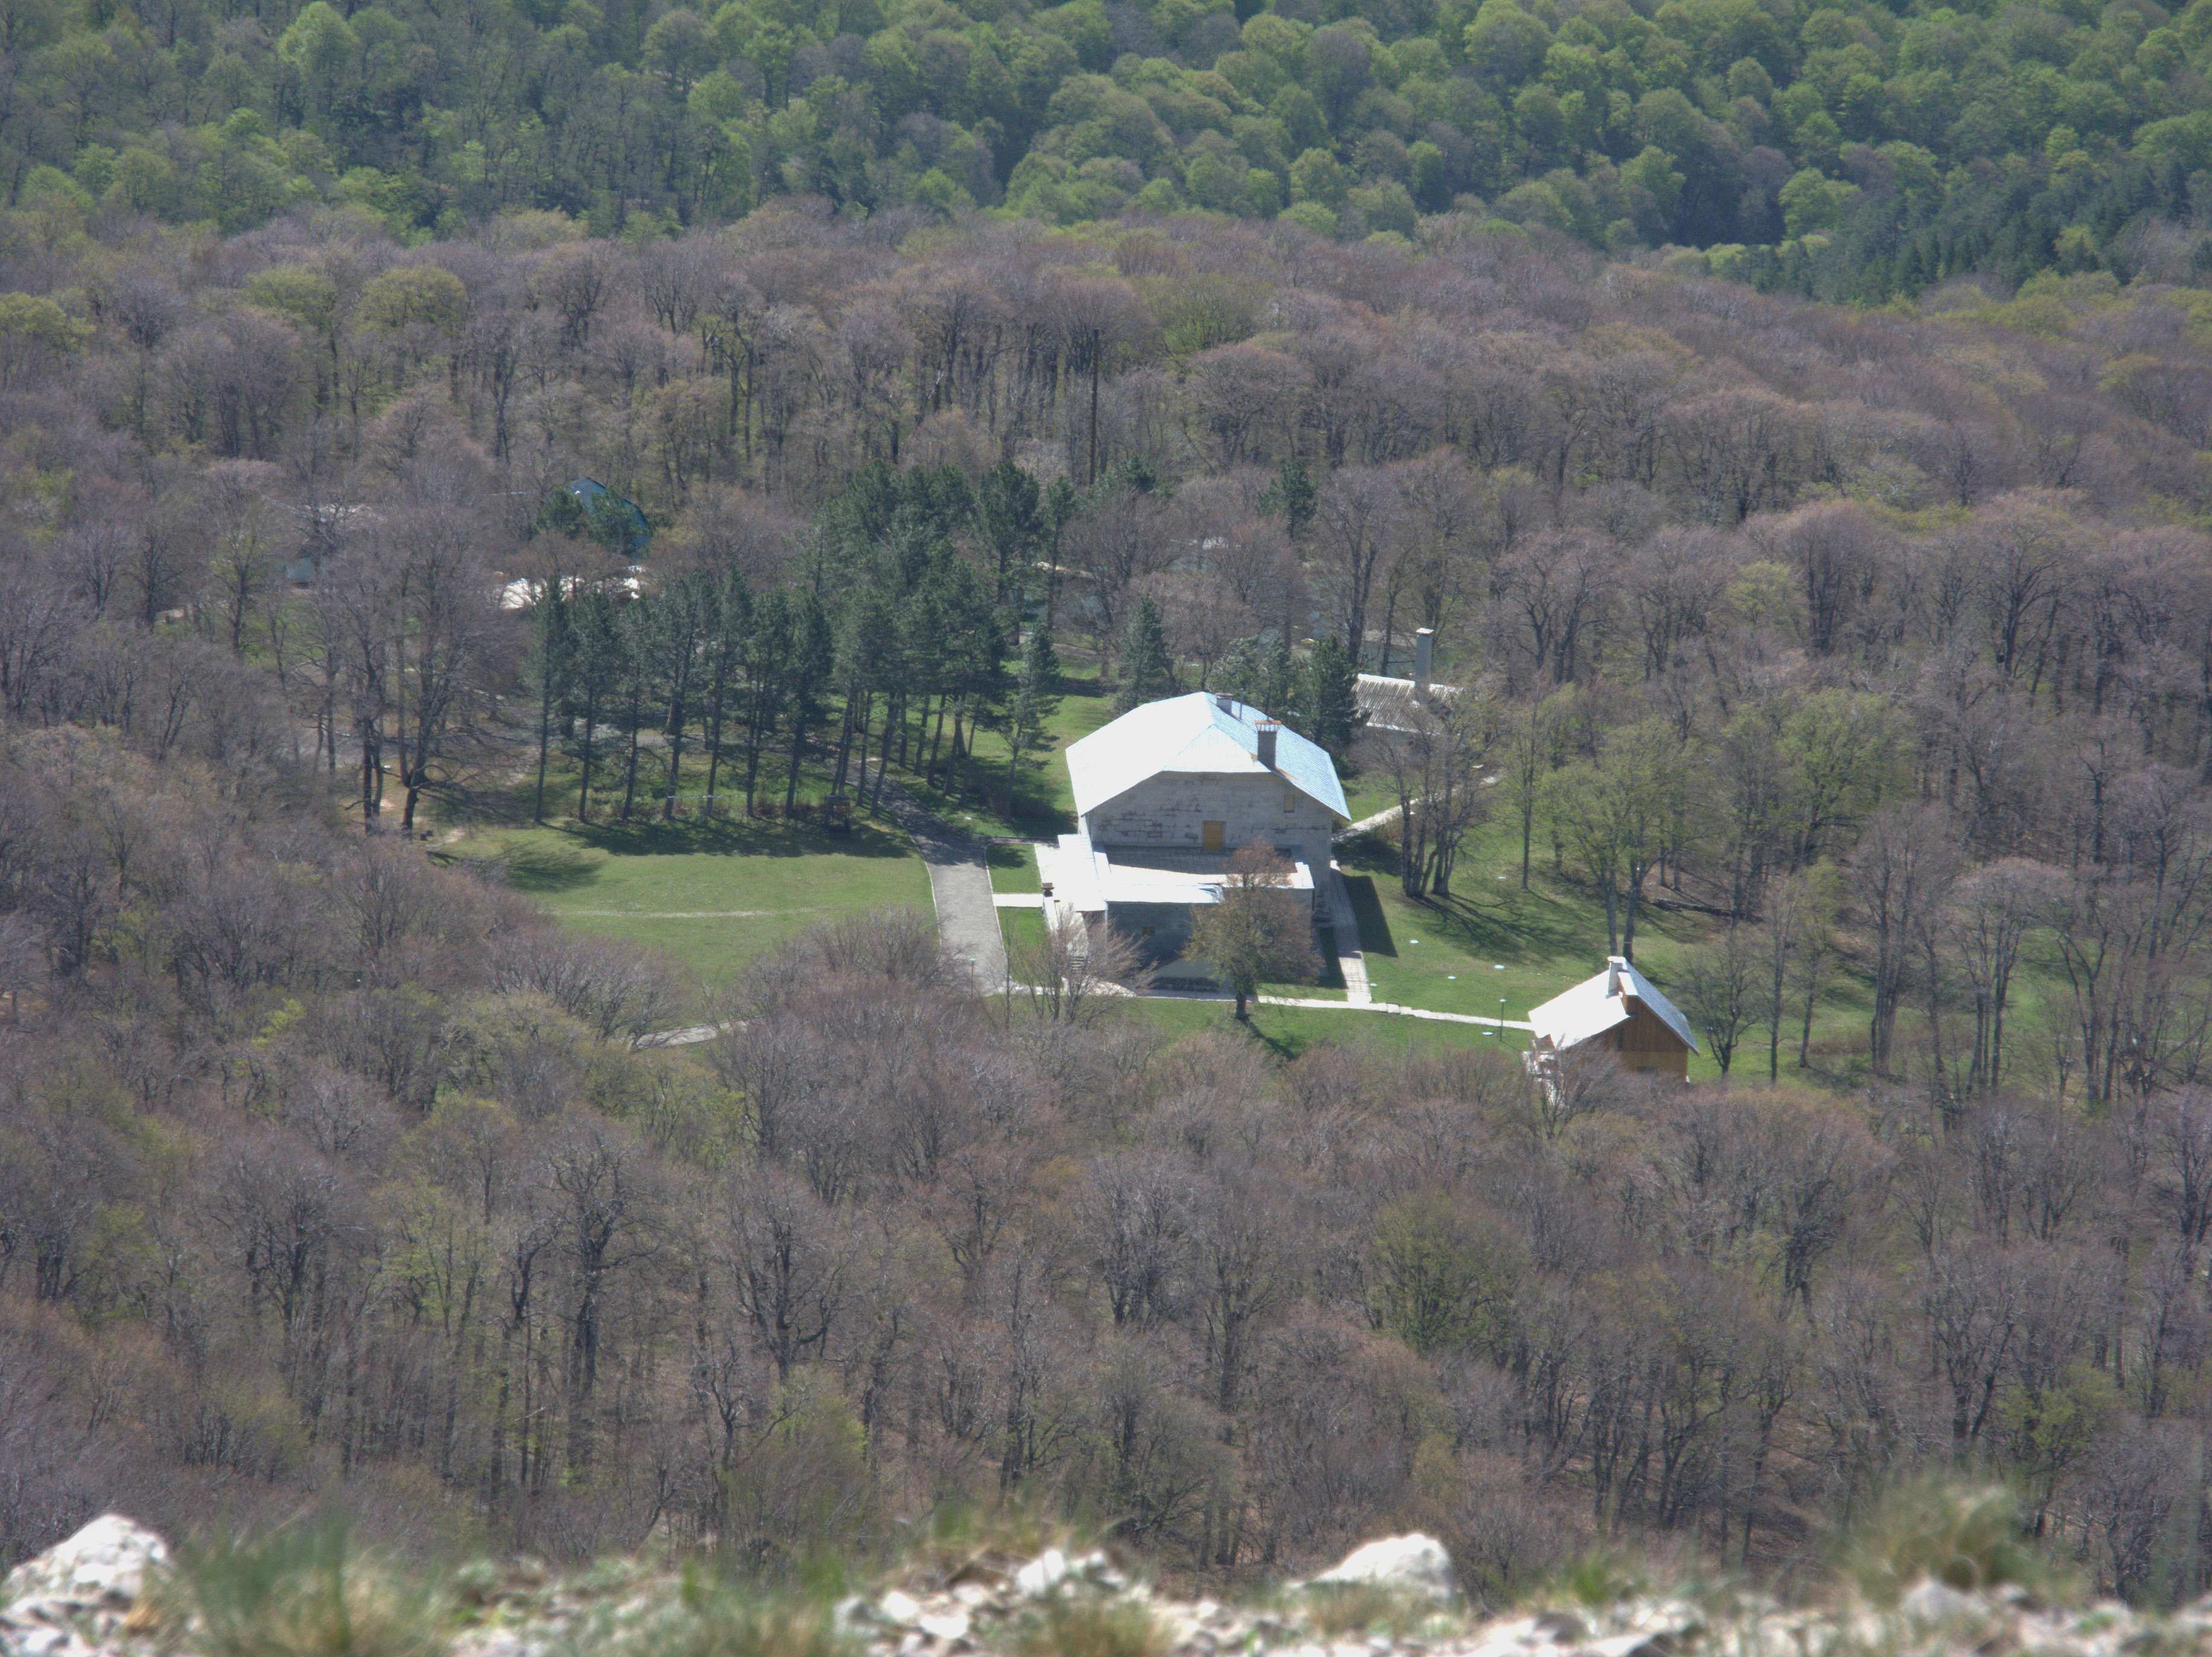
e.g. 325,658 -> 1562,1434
1341,875 -> 1396,959
1341,837 -> 1592,966
473,839 -> 599,893
562,813 -> 913,861
904,772 -> 1074,839
1231,1011 -> 1303,1062
1305,929 -> 1347,992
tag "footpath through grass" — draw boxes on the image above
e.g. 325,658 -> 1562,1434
1338,817 -> 1888,1085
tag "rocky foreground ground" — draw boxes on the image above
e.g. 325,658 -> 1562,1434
7,1514 -> 2212,1657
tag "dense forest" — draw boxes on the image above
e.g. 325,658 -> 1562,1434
7,0 -> 2212,296
10,193 -> 2212,1607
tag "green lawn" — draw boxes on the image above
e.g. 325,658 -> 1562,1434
450,685 -> 1932,1088
452,813 -> 932,989
1337,764 -> 1398,826
1340,819 -> 1879,1086
1117,996 -> 1503,1060
988,841 -> 1041,893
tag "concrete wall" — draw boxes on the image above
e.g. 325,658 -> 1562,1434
1083,772 -> 1336,848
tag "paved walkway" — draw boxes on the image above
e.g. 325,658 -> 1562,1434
866,764 -> 1009,989
1337,801 -> 1406,840
1319,862 -> 1373,1003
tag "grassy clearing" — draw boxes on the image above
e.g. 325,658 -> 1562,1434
1120,996 -> 1489,1060
455,813 -> 932,989
1340,822 -> 1890,1085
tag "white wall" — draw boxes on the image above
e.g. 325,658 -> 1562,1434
1082,772 -> 1336,848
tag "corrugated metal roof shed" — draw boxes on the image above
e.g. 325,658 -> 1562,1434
1066,693 -> 1349,821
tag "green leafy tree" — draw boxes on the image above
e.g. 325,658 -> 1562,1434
1296,635 -> 1360,761
1114,595 -> 1175,713
1369,1191 -> 1524,1357
1260,455 -> 1316,543
783,594 -> 835,814
1188,845 -> 1319,1019
1003,625 -> 1061,816
975,459 -> 1044,606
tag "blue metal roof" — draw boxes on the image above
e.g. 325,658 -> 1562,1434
1065,693 -> 1349,821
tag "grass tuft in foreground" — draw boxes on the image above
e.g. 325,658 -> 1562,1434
1008,1594 -> 1169,1657
901,1499 -> 1082,1588
162,1518 -> 451,1657
1836,1480 -> 2078,1606
1296,1583 -> 1465,1639
608,1571 -> 857,1657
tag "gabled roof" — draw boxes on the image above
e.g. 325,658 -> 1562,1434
1066,693 -> 1348,821
1526,956 -> 1698,1054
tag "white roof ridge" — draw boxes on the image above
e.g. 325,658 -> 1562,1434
1065,693 -> 1349,821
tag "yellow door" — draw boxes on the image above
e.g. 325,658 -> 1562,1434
1203,821 -> 1224,851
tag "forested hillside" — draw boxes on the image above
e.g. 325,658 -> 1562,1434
8,0 -> 2212,295
11,187 -> 2212,1605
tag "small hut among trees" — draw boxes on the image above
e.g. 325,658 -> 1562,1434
1526,955 -> 1698,1078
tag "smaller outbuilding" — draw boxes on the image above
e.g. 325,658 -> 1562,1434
1526,955 -> 1697,1078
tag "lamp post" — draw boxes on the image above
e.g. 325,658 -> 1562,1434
1497,998 -> 1506,1037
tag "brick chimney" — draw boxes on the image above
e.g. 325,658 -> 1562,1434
1255,721 -> 1279,769
1414,628 -> 1435,699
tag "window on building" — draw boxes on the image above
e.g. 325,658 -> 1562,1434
1283,788 -> 1297,812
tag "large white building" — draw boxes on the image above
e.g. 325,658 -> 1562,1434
1042,693 -> 1348,967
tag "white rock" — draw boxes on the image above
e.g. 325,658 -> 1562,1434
1014,1550 -> 1072,1598
1,1621 -> 94,1657
1897,1579 -> 1982,1628
917,1609 -> 971,1643
1304,1534 -> 1456,1600
2,1516 -> 170,1611
1474,1615 -> 1548,1647
877,1591 -> 924,1626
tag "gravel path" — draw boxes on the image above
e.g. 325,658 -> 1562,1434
865,766 -> 1009,989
